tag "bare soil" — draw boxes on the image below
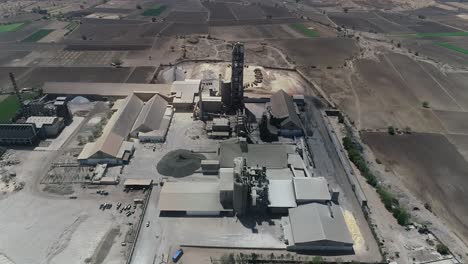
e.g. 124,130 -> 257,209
362,132 -> 468,248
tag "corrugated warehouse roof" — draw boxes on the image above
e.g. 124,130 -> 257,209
159,182 -> 228,212
287,203 -> 353,245
43,82 -> 171,98
131,94 -> 170,133
218,139 -> 294,168
293,177 -> 331,202
269,90 -> 302,129
26,116 -> 58,128
270,90 -> 297,119
268,179 -> 297,208
78,94 -> 143,160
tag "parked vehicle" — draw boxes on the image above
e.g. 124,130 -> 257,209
172,249 -> 183,262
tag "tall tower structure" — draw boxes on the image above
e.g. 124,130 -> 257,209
230,42 -> 244,112
9,72 -> 23,105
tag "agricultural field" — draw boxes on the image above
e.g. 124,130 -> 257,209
0,22 -> 27,32
165,11 -> 208,23
362,132 -> 468,247
291,23 -> 318,38
270,38 -> 358,67
18,67 -> 134,88
438,43 -> 468,54
0,95 -> 20,122
141,5 -> 167,16
22,29 -> 54,43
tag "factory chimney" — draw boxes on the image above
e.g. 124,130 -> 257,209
230,42 -> 244,112
9,72 -> 23,105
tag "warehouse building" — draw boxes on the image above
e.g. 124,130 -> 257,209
293,177 -> 331,204
43,82 -> 171,100
0,124 -> 38,145
218,138 -> 295,169
130,94 -> 173,142
170,79 -> 201,111
78,94 -> 143,165
267,90 -> 303,137
26,116 -> 65,138
159,181 -> 231,216
268,179 -> 297,213
282,203 -> 353,252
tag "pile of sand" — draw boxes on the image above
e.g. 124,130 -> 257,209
157,149 -> 206,177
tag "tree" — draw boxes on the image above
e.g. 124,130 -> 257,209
136,4 -> 142,9
388,126 -> 396,135
220,253 -> 235,264
112,58 -> 123,66
81,35 -> 87,40
422,101 -> 430,108
436,244 -> 450,255
311,256 -> 324,264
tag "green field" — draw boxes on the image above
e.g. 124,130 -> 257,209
64,21 -> 79,31
22,29 -> 54,43
0,22 -> 26,33
0,95 -> 20,122
400,31 -> 468,38
439,43 -> 468,55
291,23 -> 319,38
142,5 -> 167,16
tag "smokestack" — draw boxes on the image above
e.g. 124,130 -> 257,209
230,42 -> 244,112
239,137 -> 248,153
9,72 -> 23,105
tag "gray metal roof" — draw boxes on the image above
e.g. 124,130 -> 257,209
288,203 -> 353,245
293,177 -> 331,202
78,94 -> 143,159
268,179 -> 297,208
159,182 -> 228,212
270,90 -> 302,129
288,153 -> 305,169
43,82 -> 171,97
270,90 -> 296,119
26,116 -> 58,128
131,94 -> 169,133
218,139 -> 294,168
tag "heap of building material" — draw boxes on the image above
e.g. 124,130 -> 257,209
156,149 -> 206,177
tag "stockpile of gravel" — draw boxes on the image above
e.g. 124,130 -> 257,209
157,149 -> 206,177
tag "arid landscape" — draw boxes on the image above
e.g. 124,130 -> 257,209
0,0 -> 467,263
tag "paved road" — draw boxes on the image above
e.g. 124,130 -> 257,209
303,96 -> 380,260
130,186 -> 163,264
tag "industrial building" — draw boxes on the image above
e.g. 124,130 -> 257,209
267,90 -> 303,137
0,124 -> 38,146
282,203 -> 354,252
170,79 -> 201,111
26,116 -> 65,138
130,94 -> 174,142
43,82 -> 171,100
78,94 -> 143,165
159,182 -> 230,216
78,92 -> 175,164
218,137 -> 295,168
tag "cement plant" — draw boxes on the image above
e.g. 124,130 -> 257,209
0,0 -> 467,264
